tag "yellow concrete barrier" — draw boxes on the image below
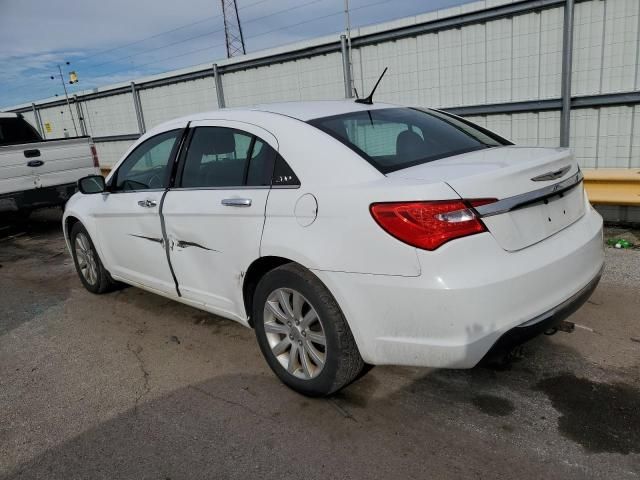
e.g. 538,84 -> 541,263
583,169 -> 640,206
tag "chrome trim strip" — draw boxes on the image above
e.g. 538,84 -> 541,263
473,170 -> 583,218
168,185 -> 299,191
169,186 -> 271,191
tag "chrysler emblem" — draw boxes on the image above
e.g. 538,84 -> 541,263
531,165 -> 571,182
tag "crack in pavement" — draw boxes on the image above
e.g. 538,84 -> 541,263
328,398 -> 358,423
188,385 -> 276,423
126,341 -> 151,414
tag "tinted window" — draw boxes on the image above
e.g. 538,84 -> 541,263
181,128 -> 252,188
0,117 -> 42,146
309,108 -> 510,173
181,127 -> 281,188
272,155 -> 299,186
114,129 -> 180,191
246,138 -> 277,186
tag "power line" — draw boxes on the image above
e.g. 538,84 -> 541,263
87,4 -> 347,83
78,0 -> 272,61
4,0 -> 392,103
1,0 -> 275,95
80,0 -> 328,72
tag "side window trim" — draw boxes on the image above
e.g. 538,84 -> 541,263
174,127 -> 197,189
242,136 -> 257,186
270,154 -> 300,189
108,128 -> 183,193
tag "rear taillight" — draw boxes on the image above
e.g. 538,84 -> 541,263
370,200 -> 494,251
90,144 -> 100,168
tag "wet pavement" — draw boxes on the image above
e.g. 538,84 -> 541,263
1,209 -> 639,479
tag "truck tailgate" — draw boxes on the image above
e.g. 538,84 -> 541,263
0,137 -> 97,195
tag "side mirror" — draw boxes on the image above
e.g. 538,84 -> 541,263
78,175 -> 106,194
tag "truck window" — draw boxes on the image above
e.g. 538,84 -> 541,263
0,117 -> 42,146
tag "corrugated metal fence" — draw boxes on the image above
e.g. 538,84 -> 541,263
7,0 -> 640,173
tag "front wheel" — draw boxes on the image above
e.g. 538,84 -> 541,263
253,263 -> 368,396
70,222 -> 117,294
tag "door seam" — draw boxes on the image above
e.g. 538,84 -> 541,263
159,189 -> 181,297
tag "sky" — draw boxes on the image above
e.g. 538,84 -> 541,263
0,0 -> 472,108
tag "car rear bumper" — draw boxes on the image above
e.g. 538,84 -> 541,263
480,263 -> 602,363
0,182 -> 76,212
312,204 -> 604,368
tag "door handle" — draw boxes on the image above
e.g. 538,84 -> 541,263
137,199 -> 158,208
27,160 -> 44,167
221,198 -> 252,207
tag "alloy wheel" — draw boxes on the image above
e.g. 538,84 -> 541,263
263,288 -> 327,379
75,233 -> 98,286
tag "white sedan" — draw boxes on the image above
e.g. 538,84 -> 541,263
63,101 -> 604,396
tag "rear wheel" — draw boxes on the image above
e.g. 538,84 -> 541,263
70,222 -> 117,294
253,263 -> 367,396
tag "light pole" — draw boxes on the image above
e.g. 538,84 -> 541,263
51,62 -> 78,136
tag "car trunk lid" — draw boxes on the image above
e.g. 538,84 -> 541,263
386,146 -> 586,251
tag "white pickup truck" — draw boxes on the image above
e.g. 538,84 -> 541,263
0,112 -> 100,216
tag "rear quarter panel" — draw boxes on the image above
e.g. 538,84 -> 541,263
258,115 -> 461,276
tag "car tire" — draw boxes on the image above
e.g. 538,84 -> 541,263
70,222 -> 117,294
253,263 -> 367,396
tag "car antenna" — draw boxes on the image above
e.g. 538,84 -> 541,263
355,67 -> 387,105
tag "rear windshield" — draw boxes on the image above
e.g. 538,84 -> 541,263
0,117 -> 42,146
308,108 -> 510,173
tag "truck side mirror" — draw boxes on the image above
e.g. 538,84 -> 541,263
78,175 -> 105,194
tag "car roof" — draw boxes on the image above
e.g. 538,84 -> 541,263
141,100 -> 408,142
248,100 -> 400,121
164,100 -> 401,127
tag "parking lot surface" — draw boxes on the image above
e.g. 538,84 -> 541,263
1,209 -> 639,479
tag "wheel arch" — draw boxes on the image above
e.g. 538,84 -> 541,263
243,256 -> 294,327
63,215 -> 82,252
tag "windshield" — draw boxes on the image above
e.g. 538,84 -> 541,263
0,117 -> 42,146
308,108 -> 511,173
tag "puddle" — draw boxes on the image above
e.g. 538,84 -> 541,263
537,374 -> 640,454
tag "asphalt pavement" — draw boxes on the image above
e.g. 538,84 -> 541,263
1,209 -> 639,479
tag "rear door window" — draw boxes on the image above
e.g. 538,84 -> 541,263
179,127 -> 293,188
0,117 -> 42,146
309,108 -> 510,173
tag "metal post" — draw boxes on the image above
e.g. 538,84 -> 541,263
340,35 -> 353,98
213,64 -> 226,108
57,64 -> 79,136
33,104 -> 46,140
31,103 -> 42,136
560,0 -> 575,147
131,82 -> 146,134
73,95 -> 87,136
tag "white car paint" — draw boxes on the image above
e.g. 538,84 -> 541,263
63,101 -> 604,368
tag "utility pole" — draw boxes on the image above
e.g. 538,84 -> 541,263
344,0 -> 355,97
221,0 -> 246,58
51,62 -> 78,136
